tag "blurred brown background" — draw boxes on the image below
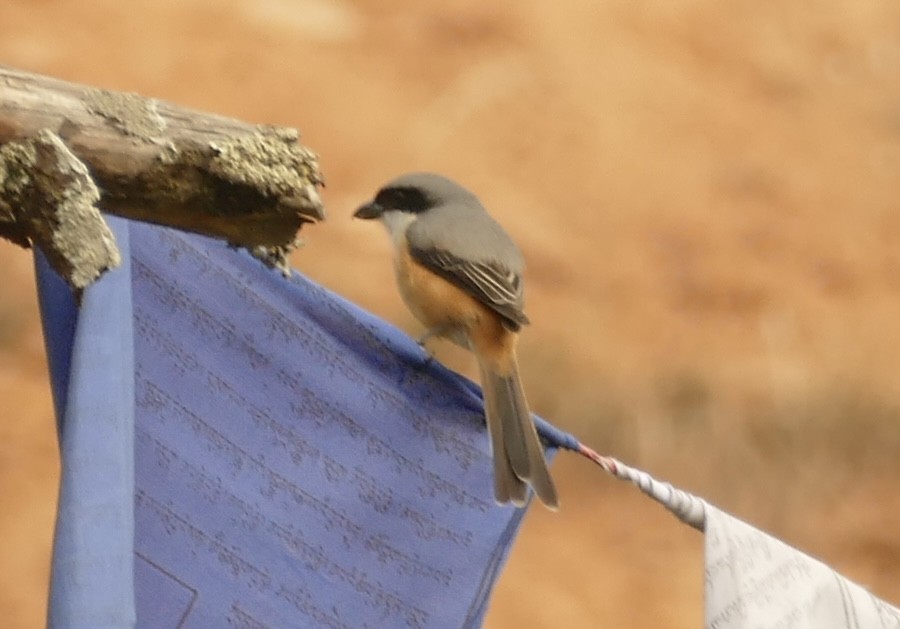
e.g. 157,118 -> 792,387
2,0 -> 900,626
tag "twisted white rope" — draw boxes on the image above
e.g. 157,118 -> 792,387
576,443 -> 707,531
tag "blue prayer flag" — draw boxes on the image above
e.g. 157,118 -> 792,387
36,220 -> 568,628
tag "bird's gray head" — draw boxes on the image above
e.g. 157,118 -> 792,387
353,172 -> 479,221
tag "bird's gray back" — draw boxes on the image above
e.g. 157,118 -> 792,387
407,201 -> 525,272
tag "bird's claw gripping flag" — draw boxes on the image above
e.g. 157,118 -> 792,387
35,218 -> 572,628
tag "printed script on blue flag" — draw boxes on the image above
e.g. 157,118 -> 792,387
38,220 -> 555,628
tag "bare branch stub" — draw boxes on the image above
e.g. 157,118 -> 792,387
0,129 -> 120,292
0,65 -> 325,284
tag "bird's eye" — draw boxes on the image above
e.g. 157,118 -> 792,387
375,187 -> 430,212
375,188 -> 405,207
374,189 -> 393,206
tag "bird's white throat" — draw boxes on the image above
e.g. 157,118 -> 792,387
379,210 -> 417,247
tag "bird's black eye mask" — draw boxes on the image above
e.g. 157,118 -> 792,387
374,186 -> 434,213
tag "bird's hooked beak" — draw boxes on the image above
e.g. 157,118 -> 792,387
354,200 -> 384,220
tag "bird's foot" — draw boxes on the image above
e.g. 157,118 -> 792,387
417,326 -> 448,365
417,326 -> 444,347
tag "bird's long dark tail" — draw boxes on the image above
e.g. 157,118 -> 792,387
478,357 -> 559,510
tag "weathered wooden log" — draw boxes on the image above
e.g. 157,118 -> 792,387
0,65 -> 324,290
